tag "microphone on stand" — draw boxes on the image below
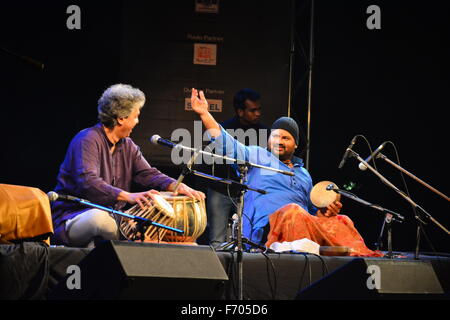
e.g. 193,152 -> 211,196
1,47 -> 45,71
150,134 -> 199,192
150,135 -> 179,149
326,184 -> 338,192
358,141 -> 387,171
338,136 -> 358,169
47,191 -> 86,203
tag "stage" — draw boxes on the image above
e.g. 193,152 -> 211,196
1,241 -> 449,300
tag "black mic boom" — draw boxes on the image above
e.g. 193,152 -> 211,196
358,141 -> 387,171
338,136 -> 357,169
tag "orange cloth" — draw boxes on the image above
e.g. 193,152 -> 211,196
0,184 -> 53,245
265,203 -> 383,257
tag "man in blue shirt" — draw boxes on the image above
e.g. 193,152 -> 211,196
206,88 -> 270,248
191,88 -> 382,257
190,88 -> 342,247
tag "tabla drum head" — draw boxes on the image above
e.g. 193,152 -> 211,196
310,180 -> 339,208
160,191 -> 194,201
152,193 -> 175,218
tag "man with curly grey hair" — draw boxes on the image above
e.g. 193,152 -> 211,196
51,84 -> 204,247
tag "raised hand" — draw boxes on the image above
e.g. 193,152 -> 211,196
191,88 -> 209,116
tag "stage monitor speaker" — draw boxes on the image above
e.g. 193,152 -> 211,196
296,258 -> 447,300
49,240 -> 229,300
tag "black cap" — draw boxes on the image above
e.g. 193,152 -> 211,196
271,117 -> 299,145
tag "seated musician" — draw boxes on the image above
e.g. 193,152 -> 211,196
190,88 -> 381,256
51,84 -> 205,247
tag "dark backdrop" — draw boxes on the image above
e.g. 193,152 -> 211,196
293,1 -> 449,254
1,1 -> 122,190
118,1 -> 292,164
1,1 -> 448,253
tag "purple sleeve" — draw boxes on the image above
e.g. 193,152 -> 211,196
71,137 -> 123,206
131,144 -> 176,191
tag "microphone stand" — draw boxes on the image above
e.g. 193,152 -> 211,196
189,170 -> 267,197
348,149 -> 450,259
376,153 -> 449,202
172,151 -> 200,192
330,187 -> 404,258
172,150 -> 267,198
195,165 -> 267,300
182,166 -> 268,251
235,165 -> 246,300
166,142 -> 295,177
376,152 -> 450,259
60,198 -> 183,242
158,142 -> 293,300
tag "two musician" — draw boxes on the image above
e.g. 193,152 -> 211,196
51,84 -> 379,256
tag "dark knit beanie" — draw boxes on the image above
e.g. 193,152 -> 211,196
271,117 -> 299,145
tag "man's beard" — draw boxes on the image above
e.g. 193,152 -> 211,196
270,145 -> 293,161
278,152 -> 293,161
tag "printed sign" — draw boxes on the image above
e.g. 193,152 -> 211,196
194,43 -> 217,66
195,0 -> 219,14
185,98 -> 222,112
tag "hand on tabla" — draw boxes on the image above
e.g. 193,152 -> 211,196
173,183 -> 206,201
129,190 -> 161,209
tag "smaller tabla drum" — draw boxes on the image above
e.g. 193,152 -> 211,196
310,181 -> 341,209
160,192 -> 207,243
120,193 -> 176,241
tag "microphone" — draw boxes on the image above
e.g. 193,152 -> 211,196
326,184 -> 338,191
150,135 -> 179,149
338,136 -> 357,169
358,142 -> 387,171
47,191 -> 85,203
1,47 -> 44,71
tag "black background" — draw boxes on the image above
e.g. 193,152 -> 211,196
1,1 -> 448,254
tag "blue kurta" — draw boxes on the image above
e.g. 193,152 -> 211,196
212,127 -> 317,245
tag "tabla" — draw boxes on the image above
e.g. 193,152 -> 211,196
120,193 -> 176,241
119,192 -> 207,243
159,192 -> 207,243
